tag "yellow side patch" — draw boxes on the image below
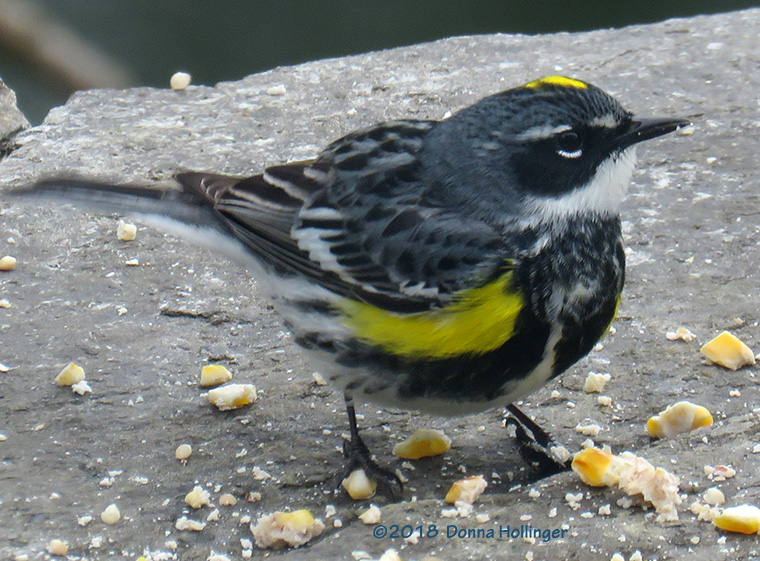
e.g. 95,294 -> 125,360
339,271 -> 523,360
522,76 -> 588,90
603,294 -> 621,336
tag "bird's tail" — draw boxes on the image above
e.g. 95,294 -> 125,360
11,177 -> 221,229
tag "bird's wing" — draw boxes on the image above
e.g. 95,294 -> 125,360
183,120 -> 508,312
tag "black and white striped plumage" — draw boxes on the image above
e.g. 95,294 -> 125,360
21,76 -> 687,489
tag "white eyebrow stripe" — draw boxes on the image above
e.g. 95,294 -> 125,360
590,113 -> 618,128
516,124 -> 572,141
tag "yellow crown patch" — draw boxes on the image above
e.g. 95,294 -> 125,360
522,76 -> 588,90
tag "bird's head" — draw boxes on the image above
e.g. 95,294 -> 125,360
421,76 -> 689,225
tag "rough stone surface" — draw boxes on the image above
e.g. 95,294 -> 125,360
1,8 -> 760,561
0,79 -> 30,155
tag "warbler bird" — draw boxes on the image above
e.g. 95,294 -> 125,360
19,76 -> 688,494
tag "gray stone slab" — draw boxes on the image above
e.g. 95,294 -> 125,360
0,78 -> 29,155
1,8 -> 759,561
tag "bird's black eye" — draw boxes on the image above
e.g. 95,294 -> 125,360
555,130 -> 583,159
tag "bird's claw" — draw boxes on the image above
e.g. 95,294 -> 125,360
340,436 -> 403,499
506,404 -> 571,477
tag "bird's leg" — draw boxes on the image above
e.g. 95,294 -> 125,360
505,403 -> 570,477
340,393 -> 403,498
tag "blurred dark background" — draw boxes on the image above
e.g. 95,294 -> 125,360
1,0 -> 757,123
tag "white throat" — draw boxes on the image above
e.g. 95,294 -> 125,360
527,148 -> 637,222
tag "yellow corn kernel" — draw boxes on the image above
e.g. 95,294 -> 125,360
101,503 -> 121,525
185,485 -> 211,509
392,428 -> 451,460
46,539 -> 69,556
359,504 -> 382,525
251,508 -> 325,549
714,505 -> 760,534
276,509 -> 315,529
341,469 -> 377,500
584,372 -> 611,393
219,493 -> 237,506
377,550 -> 403,561
573,448 -> 681,521
703,487 -> 725,506
175,443 -> 192,460
0,255 -> 17,271
647,401 -> 713,439
445,475 -> 488,505
116,220 -> 137,241
571,447 -> 616,487
701,331 -> 756,370
200,364 -> 232,387
55,362 -> 85,386
170,71 -> 192,90
208,383 -> 256,410
665,327 -> 696,342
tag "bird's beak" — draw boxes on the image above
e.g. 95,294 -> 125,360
614,117 -> 691,150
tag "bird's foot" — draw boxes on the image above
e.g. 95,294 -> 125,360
340,433 -> 403,500
505,404 -> 570,477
